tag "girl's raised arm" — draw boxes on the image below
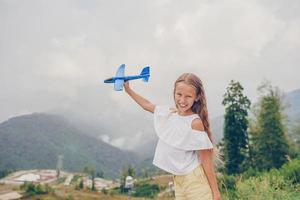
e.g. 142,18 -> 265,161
124,81 -> 155,113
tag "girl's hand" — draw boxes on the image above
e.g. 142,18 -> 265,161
124,81 -> 130,93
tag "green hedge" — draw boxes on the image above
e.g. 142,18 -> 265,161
20,182 -> 53,195
280,157 -> 300,184
132,183 -> 160,198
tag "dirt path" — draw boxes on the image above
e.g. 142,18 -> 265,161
0,191 -> 22,200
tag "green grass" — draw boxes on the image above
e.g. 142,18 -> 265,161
220,156 -> 300,200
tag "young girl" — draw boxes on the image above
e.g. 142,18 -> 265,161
124,73 -> 221,200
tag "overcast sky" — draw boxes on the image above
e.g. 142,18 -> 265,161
1,0 -> 299,129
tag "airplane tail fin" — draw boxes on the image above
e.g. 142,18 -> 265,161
140,66 -> 150,82
142,75 -> 150,82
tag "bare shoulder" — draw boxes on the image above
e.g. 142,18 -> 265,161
191,118 -> 205,132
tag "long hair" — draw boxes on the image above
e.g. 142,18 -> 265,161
174,73 -> 221,163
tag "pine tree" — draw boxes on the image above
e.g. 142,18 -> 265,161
222,80 -> 251,174
251,82 -> 290,171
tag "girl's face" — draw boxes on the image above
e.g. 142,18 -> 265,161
174,82 -> 198,115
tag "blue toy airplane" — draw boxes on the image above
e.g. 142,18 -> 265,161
104,64 -> 150,91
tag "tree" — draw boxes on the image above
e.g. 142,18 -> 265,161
289,122 -> 300,155
120,164 -> 136,193
141,168 -> 149,179
222,80 -> 251,174
83,166 -> 96,191
79,179 -> 84,189
121,164 -> 135,178
250,82 -> 290,171
96,170 -> 104,178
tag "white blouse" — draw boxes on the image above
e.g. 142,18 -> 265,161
152,105 -> 213,175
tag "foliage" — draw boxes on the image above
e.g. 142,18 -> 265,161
218,173 -> 237,191
132,181 -> 160,198
57,176 -> 67,184
96,170 -> 104,178
220,156 -> 300,199
250,82 -> 290,171
83,166 -> 96,191
70,174 -> 81,184
75,177 -> 84,190
289,122 -> 300,153
222,80 -> 251,174
101,188 -> 108,195
120,164 -> 136,192
235,170 -> 300,200
111,178 -> 160,199
20,182 -> 53,195
0,169 -> 14,178
280,156 -> 300,184
79,179 -> 84,189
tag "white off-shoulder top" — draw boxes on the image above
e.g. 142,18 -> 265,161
152,105 -> 213,175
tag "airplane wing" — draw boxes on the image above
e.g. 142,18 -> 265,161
116,64 -> 125,77
114,79 -> 124,91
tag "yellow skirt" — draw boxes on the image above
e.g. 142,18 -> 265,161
173,165 -> 213,200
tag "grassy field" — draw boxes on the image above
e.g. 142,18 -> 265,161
3,155 -> 300,200
0,174 -> 175,200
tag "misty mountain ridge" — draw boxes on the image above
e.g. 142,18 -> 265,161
285,88 -> 300,123
0,113 -> 140,178
0,88 -> 298,178
54,88 -> 300,160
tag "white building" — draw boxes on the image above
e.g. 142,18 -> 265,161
15,173 -> 40,182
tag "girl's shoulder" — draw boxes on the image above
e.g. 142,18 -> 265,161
191,118 -> 205,132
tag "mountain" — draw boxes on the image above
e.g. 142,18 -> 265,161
286,89 -> 300,123
0,113 -> 139,178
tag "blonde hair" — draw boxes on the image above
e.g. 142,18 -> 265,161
173,73 -> 224,168
174,73 -> 222,164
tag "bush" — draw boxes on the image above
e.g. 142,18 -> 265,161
132,183 -> 160,198
79,179 -> 84,189
218,174 -> 238,200
75,178 -> 84,190
0,170 -> 14,178
241,167 -> 261,179
71,174 -> 81,184
20,182 -> 52,195
235,170 -> 300,200
22,182 -> 35,194
57,176 -> 66,184
109,189 -> 117,196
218,173 -> 237,190
35,184 -> 45,194
219,156 -> 300,199
101,188 -> 108,195
280,157 -> 300,184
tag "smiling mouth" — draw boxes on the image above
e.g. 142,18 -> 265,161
178,103 -> 187,108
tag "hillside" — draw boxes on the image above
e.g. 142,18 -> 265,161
286,88 -> 300,123
1,89 -> 298,179
0,113 -> 139,178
